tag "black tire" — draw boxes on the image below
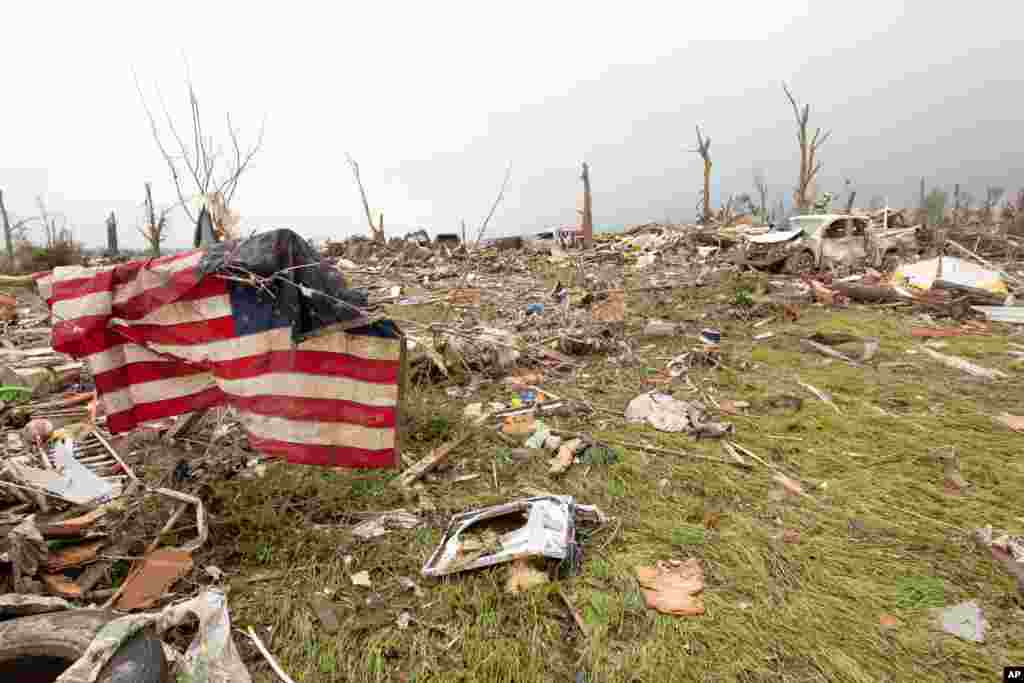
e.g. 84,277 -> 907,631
0,609 -> 168,683
785,250 -> 815,274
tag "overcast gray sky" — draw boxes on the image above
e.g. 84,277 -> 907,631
2,1 -> 1021,249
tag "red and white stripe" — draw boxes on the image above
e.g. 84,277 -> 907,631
43,253 -> 401,468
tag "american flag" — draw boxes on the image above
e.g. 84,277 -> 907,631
35,249 -> 403,468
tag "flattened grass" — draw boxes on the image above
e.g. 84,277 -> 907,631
204,276 -> 1024,682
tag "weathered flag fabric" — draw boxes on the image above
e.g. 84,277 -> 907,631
37,237 -> 403,469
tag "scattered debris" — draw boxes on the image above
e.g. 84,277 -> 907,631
879,613 -> 901,630
56,589 -> 252,683
932,600 -> 987,643
995,413 -> 1024,432
422,495 -> 606,578
505,558 -> 549,593
919,346 -> 1008,380
549,438 -> 582,475
635,558 -> 705,616
795,378 -> 840,413
351,510 -> 421,540
974,526 -> 1024,596
114,548 -> 195,610
350,570 -> 373,588
396,433 -> 473,488
625,391 -> 733,437
309,596 -> 343,634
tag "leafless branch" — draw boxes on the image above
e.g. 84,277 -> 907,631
136,65 -> 264,229
135,71 -> 196,224
474,163 -> 513,246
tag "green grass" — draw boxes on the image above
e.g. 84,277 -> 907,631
895,575 -> 947,609
197,270 -> 1024,682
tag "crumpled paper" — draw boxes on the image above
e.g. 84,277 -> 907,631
56,589 -> 251,683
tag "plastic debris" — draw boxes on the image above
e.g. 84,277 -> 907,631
933,600 -> 987,643
422,495 -> 607,578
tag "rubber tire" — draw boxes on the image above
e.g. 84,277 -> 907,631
785,250 -> 815,274
0,609 -> 168,683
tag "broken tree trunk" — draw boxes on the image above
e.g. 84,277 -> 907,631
580,162 -> 593,248
830,282 -> 910,304
105,211 -> 118,256
692,126 -> 712,223
0,189 -> 11,262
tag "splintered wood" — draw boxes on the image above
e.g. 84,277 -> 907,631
448,288 -> 482,307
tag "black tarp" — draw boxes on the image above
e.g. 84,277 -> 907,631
197,229 -> 371,342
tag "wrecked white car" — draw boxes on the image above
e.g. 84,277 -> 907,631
738,214 -> 921,273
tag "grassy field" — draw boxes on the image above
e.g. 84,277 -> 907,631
201,268 -> 1024,682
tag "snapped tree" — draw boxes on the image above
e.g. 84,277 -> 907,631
925,187 -> 948,227
0,190 -> 39,262
139,183 -> 170,256
782,83 -> 831,213
345,154 -> 384,243
753,169 -> 768,221
691,125 -> 712,224
579,162 -> 593,248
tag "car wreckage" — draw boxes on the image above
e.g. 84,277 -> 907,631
737,213 -> 922,273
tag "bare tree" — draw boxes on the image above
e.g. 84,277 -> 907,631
753,169 -> 768,221
345,154 -> 384,243
135,69 -> 264,229
983,186 -> 1005,223
782,83 -> 831,213
138,183 -> 170,256
0,190 -> 38,262
35,197 -> 71,248
691,126 -> 712,223
579,162 -> 593,248
868,195 -> 886,211
925,187 -> 948,226
953,183 -> 961,227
